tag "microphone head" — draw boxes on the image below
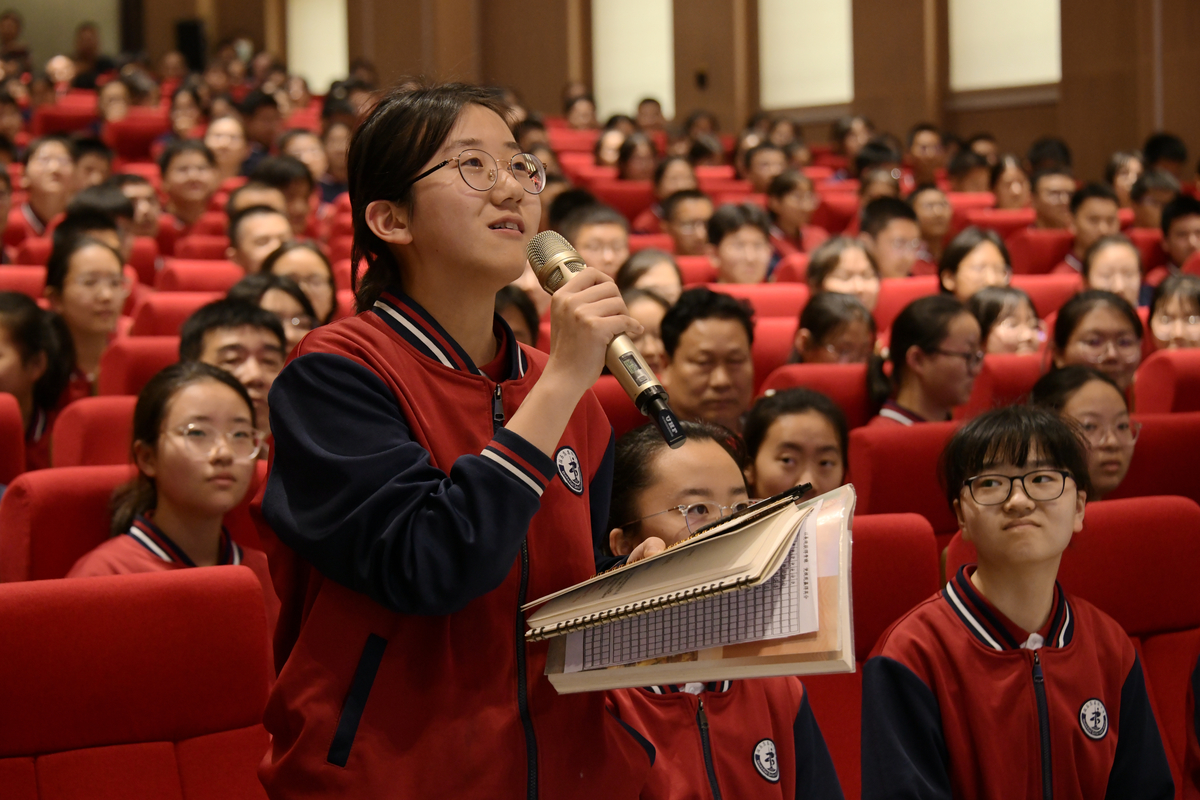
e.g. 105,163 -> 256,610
527,230 -> 585,294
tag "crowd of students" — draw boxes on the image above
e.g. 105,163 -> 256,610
0,28 -> 1197,797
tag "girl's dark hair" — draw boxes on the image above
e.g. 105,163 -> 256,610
158,138 -> 216,175
805,236 -> 877,294
885,294 -> 970,390
939,404 -> 1093,512
495,285 -> 539,347
348,82 -> 509,312
938,226 -> 1011,293
966,285 -> 1037,343
1082,233 -> 1141,280
259,240 -> 337,324
0,291 -> 74,412
1053,290 -> 1143,353
621,287 -> 671,314
616,132 -> 656,178
615,248 -> 681,294
227,272 -> 317,320
1030,364 -> 1124,413
110,362 -> 256,536
766,169 -> 814,201
45,234 -> 123,293
989,153 -> 1026,191
652,155 -> 692,189
743,388 -> 849,465
1150,273 -> 1200,320
607,420 -> 746,547
797,292 -> 876,345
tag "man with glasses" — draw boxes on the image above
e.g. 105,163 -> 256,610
661,189 -> 714,257
1031,168 -> 1076,230
859,197 -> 922,279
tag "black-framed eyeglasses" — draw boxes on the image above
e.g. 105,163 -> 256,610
412,148 -> 547,194
963,469 -> 1074,505
933,348 -> 985,370
621,500 -> 759,534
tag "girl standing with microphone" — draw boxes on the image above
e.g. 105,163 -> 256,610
258,83 -> 660,798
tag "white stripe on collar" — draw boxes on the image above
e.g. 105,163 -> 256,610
945,581 -> 1003,651
373,300 -> 454,368
128,525 -> 173,563
879,408 -> 916,426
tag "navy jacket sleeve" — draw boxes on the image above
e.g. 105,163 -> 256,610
793,689 -> 846,799
1104,655 -> 1175,800
860,656 -> 953,800
263,352 -> 557,616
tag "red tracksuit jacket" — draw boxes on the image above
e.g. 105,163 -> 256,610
611,678 -> 844,799
258,289 -> 653,799
862,565 -> 1174,800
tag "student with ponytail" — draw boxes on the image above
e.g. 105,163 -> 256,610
0,291 -> 74,469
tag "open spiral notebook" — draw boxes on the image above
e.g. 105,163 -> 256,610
523,484 -> 856,694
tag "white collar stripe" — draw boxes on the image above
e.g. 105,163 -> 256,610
879,408 -> 915,425
373,301 -> 454,368
1058,601 -> 1071,648
127,526 -> 173,563
946,582 -> 1003,651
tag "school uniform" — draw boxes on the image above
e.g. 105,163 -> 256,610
633,205 -> 663,234
257,289 -> 654,798
24,406 -> 53,471
155,212 -> 193,258
770,224 -> 830,259
862,565 -> 1174,800
1051,252 -> 1085,275
3,201 -> 46,250
866,399 -> 929,427
611,678 -> 844,799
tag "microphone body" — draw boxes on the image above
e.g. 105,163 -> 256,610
527,231 -> 686,448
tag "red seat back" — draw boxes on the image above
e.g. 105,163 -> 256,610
628,233 -> 674,254
874,276 -> 940,332
947,192 -> 998,233
546,128 -> 601,153
0,393 -> 24,485
772,253 -> 810,283
50,396 -> 138,467
810,194 -> 859,234
0,265 -> 46,299
1126,227 -> 1168,274
174,235 -> 231,260
591,375 -> 647,440
1134,349 -> 1200,414
156,259 -> 244,292
708,282 -> 809,318
1011,272 -> 1084,317
963,207 -> 1036,240
0,569 -> 270,799
191,211 -> 230,236
128,236 -> 160,286
129,293 -> 220,336
1106,412 -> 1200,507
1005,228 -> 1075,275
15,237 -> 51,265
589,179 -> 655,222
758,363 -> 874,429
96,336 -> 180,396
676,255 -> 718,285
752,318 -> 799,392
31,104 -> 98,136
103,114 -> 172,162
956,353 -> 1045,419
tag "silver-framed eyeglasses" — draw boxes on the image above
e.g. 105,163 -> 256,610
1078,418 -> 1141,447
171,423 -> 264,461
412,149 -> 546,194
622,500 -> 758,534
963,469 -> 1073,505
934,348 -> 985,370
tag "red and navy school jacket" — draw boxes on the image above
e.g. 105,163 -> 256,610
611,678 -> 844,799
862,565 -> 1174,800
258,289 -> 654,799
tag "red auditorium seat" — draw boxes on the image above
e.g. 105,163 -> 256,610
15,237 -> 50,265
192,211 -> 230,236
116,161 -> 162,190
31,103 -> 98,136
96,336 -> 180,396
174,235 -> 232,260
1005,228 -> 1074,274
956,354 -> 1045,419
963,207 -> 1036,240
628,233 -> 674,253
947,191 -> 997,232
805,512 -> 939,800
329,235 -> 354,262
802,165 -> 834,182
0,393 -> 24,486
0,265 -> 47,299
589,179 -> 655,221
694,165 -> 736,181
330,214 -> 353,239
1105,412 -> 1200,507
129,293 -> 221,336
546,128 -> 601,153
676,255 -> 717,285
333,259 -> 356,291
758,363 -> 874,429
1135,349 -> 1200,413
708,282 -> 809,318
128,236 -> 160,286
1010,272 -> 1083,317
103,113 -> 172,162
752,318 -> 799,391
810,194 -> 859,235
771,253 -> 810,283
1126,227 -> 1167,274
335,289 -> 356,319
0,569 -> 271,800
50,396 -> 137,467
573,164 -> 619,187
848,422 -> 960,545
712,192 -> 766,209
696,177 -> 751,197
156,259 -> 245,292
591,374 -> 648,440
874,275 -> 939,332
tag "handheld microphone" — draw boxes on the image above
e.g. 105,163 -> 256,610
527,231 -> 686,449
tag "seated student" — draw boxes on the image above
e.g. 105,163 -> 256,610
661,189 -> 714,257
636,97 -> 666,133
990,154 -> 1032,210
564,94 -> 598,130
158,86 -> 204,154
1160,193 -> 1200,272
853,139 -> 903,189
909,183 -> 952,269
858,166 -> 900,203
616,248 -> 683,305
1031,167 -> 1076,230
1082,234 -> 1142,308
743,388 -> 848,502
250,155 -> 315,238
317,120 -> 351,204
260,240 -> 337,324
225,179 -> 288,218
869,295 -> 982,426
861,404 -> 1173,799
1148,273 -> 1200,349
806,237 -> 881,313
906,123 -> 945,186
240,90 -> 282,175
0,291 -> 73,469
708,202 -> 773,284
967,286 -> 1043,355
859,197 -> 921,279
5,135 -> 76,250
279,129 -> 328,191
687,133 -> 725,168
744,142 -> 788,194
766,170 -> 829,258
560,203 -> 630,278
661,287 -> 755,433
157,139 -> 217,256
44,235 -> 127,403
966,133 -> 998,166
1051,183 -> 1121,274
947,149 -> 991,193
616,132 -> 657,182
632,156 -> 697,233
1031,366 -> 1137,501
832,115 -> 874,174
594,127 -> 625,168
227,272 -> 317,352
1051,290 -> 1143,395
606,420 -> 845,800
204,115 -> 250,183
791,291 -> 876,365
70,137 -> 113,192
494,284 -> 539,349
1129,169 -> 1180,231
179,299 -> 286,437
107,173 -> 162,240
1105,151 -> 1143,209
0,167 -> 12,261
1143,131 -> 1188,181
1027,136 -> 1073,173
66,184 -> 136,263
938,226 -> 1012,304
622,288 -> 670,373
66,361 -> 279,633
225,205 -> 293,274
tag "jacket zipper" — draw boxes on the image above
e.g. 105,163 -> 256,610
1032,651 -> 1053,800
697,699 -> 724,800
495,383 -> 539,800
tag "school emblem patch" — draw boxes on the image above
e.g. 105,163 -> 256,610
1079,698 -> 1108,740
752,738 -> 780,783
555,447 -> 584,495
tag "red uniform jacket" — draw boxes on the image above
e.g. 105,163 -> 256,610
862,565 -> 1174,800
258,290 -> 653,799
4,202 -> 47,250
611,679 -> 844,799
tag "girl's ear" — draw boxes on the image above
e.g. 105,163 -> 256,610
743,462 -> 757,493
940,271 -> 957,294
43,286 -> 62,312
364,199 -> 413,247
905,343 -> 927,378
133,439 -> 158,479
608,527 -> 633,557
953,497 -> 970,541
794,327 -> 813,356
1072,488 -> 1087,533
